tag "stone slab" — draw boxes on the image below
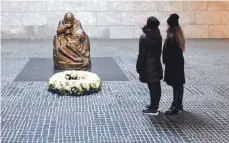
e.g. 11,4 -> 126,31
109,26 -> 134,39
196,11 -> 221,25
14,57 -> 129,82
97,12 -> 122,25
158,1 -> 183,11
184,1 -> 207,11
208,1 -> 229,10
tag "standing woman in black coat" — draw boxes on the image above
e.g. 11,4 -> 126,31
136,16 -> 163,115
163,14 -> 186,116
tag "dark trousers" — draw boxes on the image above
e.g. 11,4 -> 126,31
172,85 -> 184,108
147,81 -> 161,110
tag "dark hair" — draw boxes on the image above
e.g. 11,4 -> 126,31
147,16 -> 160,29
167,13 -> 179,27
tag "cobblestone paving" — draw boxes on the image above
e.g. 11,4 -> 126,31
1,39 -> 229,143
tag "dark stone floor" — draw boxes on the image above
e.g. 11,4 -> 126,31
14,57 -> 128,82
1,39 -> 229,143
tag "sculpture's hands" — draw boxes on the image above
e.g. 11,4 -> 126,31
65,24 -> 72,28
57,25 -> 71,35
54,45 -> 64,53
82,58 -> 89,67
80,32 -> 86,41
68,39 -> 79,45
54,47 -> 59,53
58,46 -> 66,52
74,57 -> 84,62
82,49 -> 89,57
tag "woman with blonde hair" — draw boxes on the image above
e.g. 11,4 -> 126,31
163,13 -> 186,116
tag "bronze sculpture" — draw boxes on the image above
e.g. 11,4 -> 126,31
53,13 -> 91,70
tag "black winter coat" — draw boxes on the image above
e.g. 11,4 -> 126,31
162,34 -> 185,86
136,27 -> 163,83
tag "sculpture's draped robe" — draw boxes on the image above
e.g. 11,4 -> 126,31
53,19 -> 91,70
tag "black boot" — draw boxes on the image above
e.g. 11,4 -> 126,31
169,85 -> 184,111
169,102 -> 183,111
177,85 -> 184,111
165,107 -> 179,116
165,86 -> 180,116
169,89 -> 176,110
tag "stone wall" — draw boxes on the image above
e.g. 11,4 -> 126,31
1,1 -> 229,39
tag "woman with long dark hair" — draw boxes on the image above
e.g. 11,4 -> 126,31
163,14 -> 186,116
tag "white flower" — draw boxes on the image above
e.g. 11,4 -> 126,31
81,80 -> 90,90
57,81 -> 65,89
71,80 -> 83,92
90,82 -> 97,89
95,81 -> 100,88
49,78 -> 56,85
76,71 -> 87,80
55,83 -> 62,89
63,84 -> 71,91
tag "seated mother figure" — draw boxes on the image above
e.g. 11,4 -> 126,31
53,12 -> 91,70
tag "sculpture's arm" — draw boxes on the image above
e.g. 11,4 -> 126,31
81,37 -> 90,68
71,21 -> 78,39
77,20 -> 87,42
78,20 -> 84,32
54,35 -> 60,51
81,34 -> 90,58
78,21 -> 90,68
56,21 -> 68,35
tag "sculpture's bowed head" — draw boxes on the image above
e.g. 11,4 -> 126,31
64,12 -> 75,24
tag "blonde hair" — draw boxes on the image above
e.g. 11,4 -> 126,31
166,26 -> 185,52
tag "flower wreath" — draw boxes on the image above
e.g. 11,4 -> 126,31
48,70 -> 101,96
